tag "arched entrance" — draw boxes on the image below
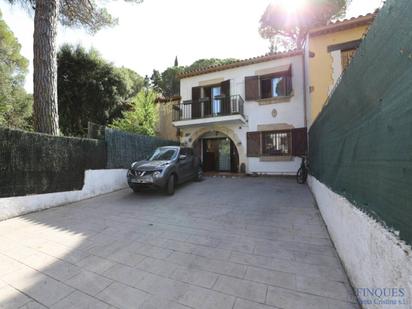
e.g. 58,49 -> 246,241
192,131 -> 240,173
184,126 -> 246,173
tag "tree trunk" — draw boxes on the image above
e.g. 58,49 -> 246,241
33,0 -> 60,135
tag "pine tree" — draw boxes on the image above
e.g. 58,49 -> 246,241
7,0 -> 143,135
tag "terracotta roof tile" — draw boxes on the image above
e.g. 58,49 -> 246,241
309,10 -> 378,37
155,95 -> 181,103
178,49 -> 303,79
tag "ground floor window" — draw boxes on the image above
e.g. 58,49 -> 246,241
246,127 -> 307,158
262,131 -> 291,156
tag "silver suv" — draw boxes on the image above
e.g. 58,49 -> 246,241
127,146 -> 202,195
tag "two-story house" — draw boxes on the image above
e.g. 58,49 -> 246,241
172,50 -> 307,175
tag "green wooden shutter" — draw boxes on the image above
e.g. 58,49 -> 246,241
291,127 -> 307,156
191,86 -> 201,119
245,76 -> 260,101
247,131 -> 261,157
221,79 -> 231,115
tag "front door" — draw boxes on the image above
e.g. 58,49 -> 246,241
218,139 -> 231,171
202,138 -> 231,172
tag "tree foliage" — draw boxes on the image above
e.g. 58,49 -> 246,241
57,44 -> 144,136
186,58 -> 237,71
259,0 -> 348,50
114,66 -> 145,100
8,0 -> 143,33
110,88 -> 158,136
7,0 -> 142,135
0,9 -> 32,130
151,66 -> 185,98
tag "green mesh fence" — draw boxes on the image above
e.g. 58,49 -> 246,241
105,128 -> 179,169
309,0 -> 412,245
0,127 -> 106,197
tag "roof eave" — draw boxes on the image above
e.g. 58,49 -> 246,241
309,13 -> 376,37
177,50 -> 304,79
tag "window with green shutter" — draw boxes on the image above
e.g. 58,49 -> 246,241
247,127 -> 307,157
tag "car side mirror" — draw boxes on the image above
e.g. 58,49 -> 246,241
179,154 -> 187,161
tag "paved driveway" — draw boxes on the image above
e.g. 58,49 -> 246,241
0,177 -> 358,309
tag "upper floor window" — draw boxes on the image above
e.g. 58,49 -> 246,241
211,86 -> 221,115
260,74 -> 291,99
245,66 -> 293,101
189,80 -> 232,119
327,39 -> 361,71
341,49 -> 357,70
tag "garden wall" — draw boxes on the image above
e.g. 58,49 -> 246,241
0,125 -> 179,199
0,125 -> 179,220
0,169 -> 127,221
0,127 -> 106,198
105,127 -> 179,169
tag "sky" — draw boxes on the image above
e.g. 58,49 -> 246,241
0,0 -> 383,93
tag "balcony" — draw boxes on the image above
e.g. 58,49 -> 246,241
172,95 -> 246,127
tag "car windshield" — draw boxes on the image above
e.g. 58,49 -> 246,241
148,148 -> 178,161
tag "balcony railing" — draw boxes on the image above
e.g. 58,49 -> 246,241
172,95 -> 244,121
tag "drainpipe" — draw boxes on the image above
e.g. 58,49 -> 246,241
302,33 -> 311,160
302,39 -> 308,128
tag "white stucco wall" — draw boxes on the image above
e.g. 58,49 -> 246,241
247,157 -> 300,175
0,169 -> 128,221
179,55 -> 305,174
308,175 -> 412,308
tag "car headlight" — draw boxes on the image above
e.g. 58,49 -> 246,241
152,170 -> 162,178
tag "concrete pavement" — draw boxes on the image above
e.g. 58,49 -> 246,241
0,176 -> 359,309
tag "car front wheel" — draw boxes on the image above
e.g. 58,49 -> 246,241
165,175 -> 175,195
